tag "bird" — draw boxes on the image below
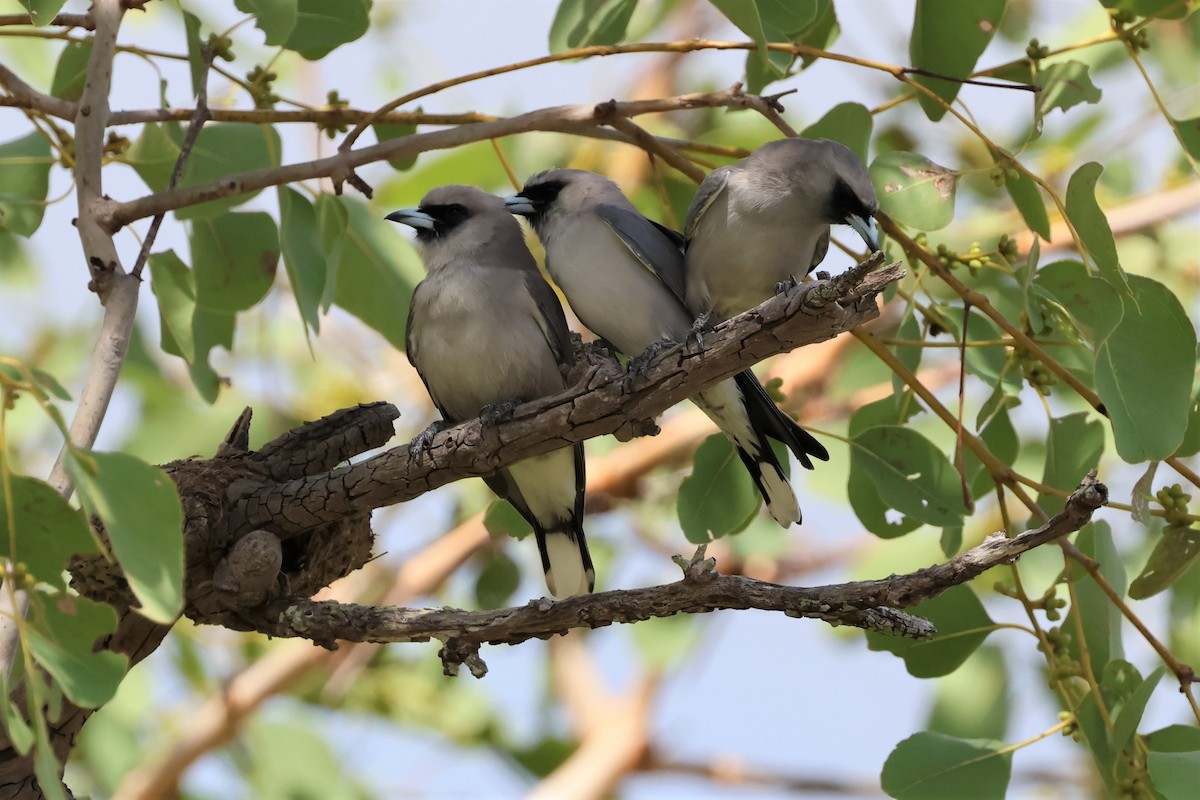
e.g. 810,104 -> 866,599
386,185 -> 594,599
505,169 -> 828,528
684,137 -> 880,323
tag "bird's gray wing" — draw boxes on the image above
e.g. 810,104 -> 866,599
523,271 -> 574,370
595,203 -> 687,304
683,166 -> 732,242
404,285 -> 454,422
810,227 -> 831,272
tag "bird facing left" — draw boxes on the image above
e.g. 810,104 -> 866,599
385,185 -> 594,599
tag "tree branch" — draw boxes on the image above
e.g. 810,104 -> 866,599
228,257 -> 903,537
244,473 -> 1106,677
97,83 -> 774,228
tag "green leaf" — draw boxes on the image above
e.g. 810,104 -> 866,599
124,123 -> 180,193
66,451 -> 184,623
850,426 -> 967,531
1000,160 -> 1050,240
1169,115 -> 1200,161
25,595 -> 126,708
148,250 -> 198,362
1095,275 -> 1197,463
708,0 -> 767,50
881,731 -> 1011,800
1065,523 -> 1125,678
316,193 -> 348,311
235,0 -> 299,45
968,405 -> 1018,500
801,102 -> 873,162
1075,688 -> 1115,786
1130,525 -> 1200,599
678,434 -> 760,543
1033,60 -> 1102,132
1033,260 -> 1122,346
870,151 -> 957,231
0,132 -> 53,237
0,476 -> 96,590
1149,752 -> 1200,800
927,646 -> 1009,741
182,11 -> 205,98
16,0 -> 67,25
868,585 -> 993,678
176,124 -> 282,221
190,212 -> 280,313
333,197 -> 424,350
49,40 -> 92,101
909,0 -> 1006,122
245,720 -> 372,800
283,0 -> 371,60
1176,391 -> 1200,458
278,187 -> 326,334
1112,665 -> 1165,754
373,122 -> 418,171
1064,162 -> 1128,291
483,499 -> 533,541
1147,725 -> 1200,753
548,0 -> 638,52
1036,413 -> 1104,516
473,549 -> 521,609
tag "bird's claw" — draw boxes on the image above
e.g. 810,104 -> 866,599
774,275 -> 799,295
409,420 -> 450,462
480,400 -> 518,427
592,337 -> 620,360
623,339 -> 673,389
687,312 -> 710,352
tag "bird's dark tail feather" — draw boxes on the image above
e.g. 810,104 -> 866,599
734,371 -> 829,469
535,517 -> 595,599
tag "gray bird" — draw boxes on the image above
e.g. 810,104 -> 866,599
386,185 -> 594,598
684,138 -> 879,323
505,170 -> 828,527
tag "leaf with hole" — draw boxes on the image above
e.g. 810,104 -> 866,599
851,426 -> 967,531
909,0 -> 1005,121
870,151 -> 957,231
678,434 -> 761,543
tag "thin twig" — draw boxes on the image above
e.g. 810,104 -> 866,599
130,47 -> 214,280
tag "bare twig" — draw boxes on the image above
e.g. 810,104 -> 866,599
129,46 -> 213,280
243,474 -> 1105,675
0,12 -> 93,29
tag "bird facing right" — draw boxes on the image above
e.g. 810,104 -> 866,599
684,137 -> 880,323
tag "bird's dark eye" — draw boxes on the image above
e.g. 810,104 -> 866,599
521,180 -> 565,205
441,203 -> 469,224
828,179 -> 872,223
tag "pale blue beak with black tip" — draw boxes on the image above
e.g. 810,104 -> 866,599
847,213 -> 879,252
384,208 -> 437,229
502,195 -> 537,217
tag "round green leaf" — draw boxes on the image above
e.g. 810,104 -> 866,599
870,152 -> 957,231
234,0 -> 298,45
801,102 -> 873,162
0,132 -> 53,237
483,499 -> 533,541
0,475 -> 96,589
1095,275 -> 1196,463
867,584 -> 994,678
1149,752 -> 1200,800
882,731 -> 1011,800
175,124 -> 283,221
49,40 -> 92,102
850,426 -> 967,530
25,595 -> 126,708
283,0 -> 371,60
190,212 -> 280,313
677,434 -> 761,543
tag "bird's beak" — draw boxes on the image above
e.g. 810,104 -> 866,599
503,194 -> 537,217
385,208 -> 436,229
847,214 -> 879,252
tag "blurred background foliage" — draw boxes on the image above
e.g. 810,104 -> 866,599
2,0 -> 1200,797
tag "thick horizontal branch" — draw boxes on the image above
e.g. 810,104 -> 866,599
247,474 -> 1106,676
229,256 -> 904,537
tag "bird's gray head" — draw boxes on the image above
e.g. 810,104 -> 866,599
504,169 -> 624,233
385,185 -> 527,272
753,138 -> 880,250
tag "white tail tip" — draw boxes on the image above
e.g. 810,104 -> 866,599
762,468 -> 801,527
543,532 -> 593,598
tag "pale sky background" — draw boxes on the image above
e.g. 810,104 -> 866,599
2,1 -> 1195,797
